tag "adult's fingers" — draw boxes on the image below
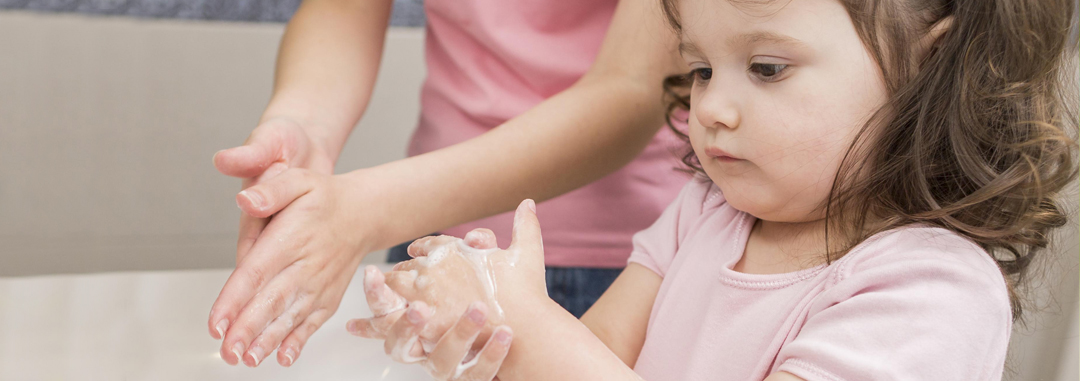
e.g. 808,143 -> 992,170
210,164 -> 289,340
463,228 -> 499,250
220,265 -> 306,367
236,168 -> 319,219
242,288 -> 316,367
424,302 -> 488,380
509,199 -> 542,251
384,302 -> 432,363
457,326 -> 513,381
234,162 -> 288,263
213,126 -> 289,179
208,216 -> 304,356
277,307 -> 335,367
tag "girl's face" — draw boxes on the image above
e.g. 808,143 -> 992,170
681,0 -> 888,223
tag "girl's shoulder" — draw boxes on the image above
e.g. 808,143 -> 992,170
826,225 -> 1012,316
778,225 -> 1015,380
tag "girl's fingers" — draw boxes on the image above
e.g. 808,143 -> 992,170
347,317 -> 386,339
276,307 -> 335,367
425,302 -> 488,380
347,305 -> 406,339
463,229 -> 499,250
509,199 -> 542,251
363,266 -> 408,317
407,235 -> 463,258
383,268 -> 421,298
384,302 -> 432,363
458,326 -> 513,381
236,168 -> 319,219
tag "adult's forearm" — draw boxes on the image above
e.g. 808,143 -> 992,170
336,0 -> 683,253
347,74 -> 669,253
261,0 -> 393,161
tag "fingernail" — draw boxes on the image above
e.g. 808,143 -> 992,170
282,348 -> 296,366
231,342 -> 244,364
467,304 -> 485,325
214,319 -> 228,339
246,347 -> 264,367
239,190 -> 264,210
495,329 -> 512,345
213,150 -> 223,164
407,306 -> 425,324
526,199 -> 536,213
346,319 -> 359,333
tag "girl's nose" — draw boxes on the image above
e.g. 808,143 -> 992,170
693,85 -> 740,130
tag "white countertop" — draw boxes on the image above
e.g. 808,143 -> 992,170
0,264 -> 429,380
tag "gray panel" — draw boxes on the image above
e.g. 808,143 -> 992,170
0,0 -> 426,26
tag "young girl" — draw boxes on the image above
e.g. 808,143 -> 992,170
348,0 -> 1078,379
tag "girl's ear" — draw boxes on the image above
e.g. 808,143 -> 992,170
916,16 -> 955,63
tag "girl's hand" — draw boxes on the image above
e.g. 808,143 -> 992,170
352,299 -> 514,380
348,200 -> 546,377
209,167 -> 371,367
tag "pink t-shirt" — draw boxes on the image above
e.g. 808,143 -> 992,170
410,0 -> 690,268
628,175 -> 1012,381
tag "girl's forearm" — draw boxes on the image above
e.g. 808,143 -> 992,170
261,0 -> 393,161
494,299 -> 644,380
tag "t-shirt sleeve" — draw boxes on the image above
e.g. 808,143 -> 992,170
627,176 -> 715,277
774,233 -> 1013,381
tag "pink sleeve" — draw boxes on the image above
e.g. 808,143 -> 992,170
775,234 -> 1013,381
626,176 -> 714,277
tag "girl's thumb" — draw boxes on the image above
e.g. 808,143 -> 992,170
509,199 -> 542,252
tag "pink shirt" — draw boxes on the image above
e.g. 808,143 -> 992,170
410,0 -> 690,268
628,176 -> 1012,381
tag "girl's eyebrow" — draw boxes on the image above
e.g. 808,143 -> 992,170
729,31 -> 807,48
678,40 -> 704,57
680,31 -> 807,58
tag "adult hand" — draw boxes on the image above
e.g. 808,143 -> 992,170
208,118 -> 366,367
211,117 -> 336,265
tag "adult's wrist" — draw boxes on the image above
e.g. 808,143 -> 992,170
259,97 -> 351,167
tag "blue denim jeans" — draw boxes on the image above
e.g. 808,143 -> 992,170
387,238 -> 623,318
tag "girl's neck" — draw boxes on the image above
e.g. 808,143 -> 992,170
736,218 -> 831,275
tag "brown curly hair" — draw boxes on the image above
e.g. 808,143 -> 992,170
660,0 -> 1079,322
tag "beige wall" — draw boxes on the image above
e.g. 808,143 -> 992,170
0,10 -> 1075,381
0,12 -> 421,275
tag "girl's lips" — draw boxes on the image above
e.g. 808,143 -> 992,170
704,146 -> 743,161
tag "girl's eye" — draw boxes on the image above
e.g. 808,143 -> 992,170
689,68 -> 712,83
748,63 -> 788,82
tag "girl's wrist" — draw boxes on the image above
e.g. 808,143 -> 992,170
502,295 -> 567,331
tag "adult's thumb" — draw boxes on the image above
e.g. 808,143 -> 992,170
509,199 -> 542,252
213,129 -> 284,178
